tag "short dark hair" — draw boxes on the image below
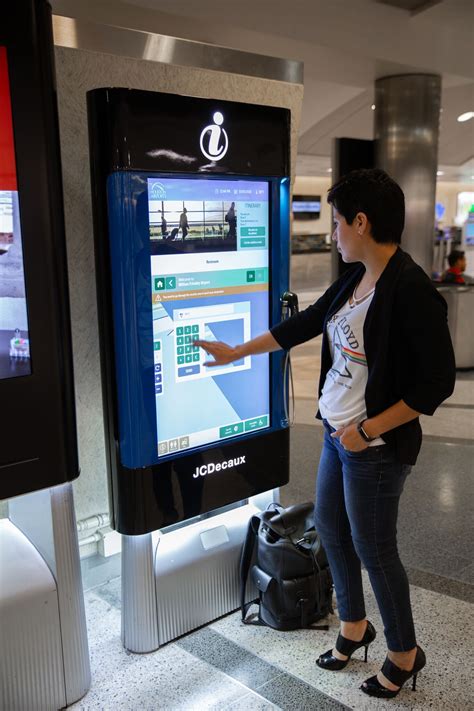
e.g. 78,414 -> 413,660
448,249 -> 465,267
327,168 -> 405,244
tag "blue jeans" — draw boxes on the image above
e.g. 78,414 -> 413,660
314,422 -> 416,652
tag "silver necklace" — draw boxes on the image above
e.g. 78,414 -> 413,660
350,283 -> 375,308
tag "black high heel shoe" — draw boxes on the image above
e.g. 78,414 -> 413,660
360,645 -> 426,698
316,620 -> 377,671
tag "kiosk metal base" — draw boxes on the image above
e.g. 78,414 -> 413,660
4,484 -> 91,708
122,491 -> 275,652
0,520 -> 65,710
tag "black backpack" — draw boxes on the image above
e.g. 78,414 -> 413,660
240,502 -> 333,631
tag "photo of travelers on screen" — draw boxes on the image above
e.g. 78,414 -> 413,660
149,197 -> 238,254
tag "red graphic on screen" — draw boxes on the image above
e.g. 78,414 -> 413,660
0,46 -> 17,191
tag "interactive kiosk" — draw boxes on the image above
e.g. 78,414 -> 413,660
0,2 -> 90,707
88,88 -> 291,651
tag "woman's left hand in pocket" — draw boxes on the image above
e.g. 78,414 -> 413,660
331,423 -> 368,452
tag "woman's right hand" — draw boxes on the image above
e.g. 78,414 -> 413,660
193,339 -> 240,367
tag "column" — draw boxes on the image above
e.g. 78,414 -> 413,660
375,74 -> 441,275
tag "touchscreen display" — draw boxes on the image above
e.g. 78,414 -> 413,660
0,47 -> 30,379
148,177 -> 270,457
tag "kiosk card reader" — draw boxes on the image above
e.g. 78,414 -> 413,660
88,89 -> 291,536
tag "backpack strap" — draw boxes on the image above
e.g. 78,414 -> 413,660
305,533 -> 331,630
239,514 -> 261,622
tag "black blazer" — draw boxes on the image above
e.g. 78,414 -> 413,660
271,248 -> 456,464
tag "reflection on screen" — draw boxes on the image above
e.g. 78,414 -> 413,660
1,47 -> 31,379
148,177 -> 270,457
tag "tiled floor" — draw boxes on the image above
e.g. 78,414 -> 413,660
74,254 -> 473,710
74,556 -> 473,710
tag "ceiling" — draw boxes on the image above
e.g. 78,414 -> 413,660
52,0 -> 474,182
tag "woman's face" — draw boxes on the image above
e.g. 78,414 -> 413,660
332,209 -> 361,263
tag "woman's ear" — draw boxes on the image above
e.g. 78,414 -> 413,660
356,212 -> 369,236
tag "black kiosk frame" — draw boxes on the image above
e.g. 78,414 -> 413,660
0,0 -> 78,500
88,88 -> 292,536
0,3 -> 88,706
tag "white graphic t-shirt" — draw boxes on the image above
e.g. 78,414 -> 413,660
319,293 -> 385,446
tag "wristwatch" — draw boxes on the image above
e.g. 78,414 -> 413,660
357,421 -> 377,443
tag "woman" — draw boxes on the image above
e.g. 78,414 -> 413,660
195,169 -> 455,698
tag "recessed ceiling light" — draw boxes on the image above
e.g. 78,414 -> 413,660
371,104 -> 376,110
437,171 -> 444,176
457,111 -> 474,122
327,168 -> 332,173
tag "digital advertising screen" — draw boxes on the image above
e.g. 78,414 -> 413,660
147,177 -> 270,459
456,192 -> 474,226
292,195 -> 321,220
0,47 -> 30,380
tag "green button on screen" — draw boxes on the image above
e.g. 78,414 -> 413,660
241,237 -> 266,248
241,227 -> 265,237
219,422 -> 244,438
244,415 -> 268,431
